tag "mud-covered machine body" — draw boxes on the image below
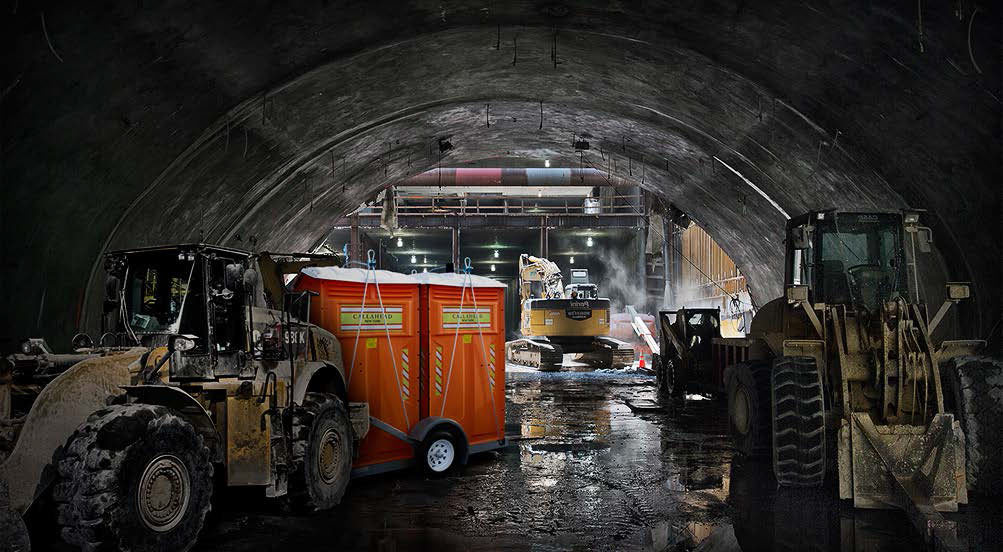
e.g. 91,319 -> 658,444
0,244 -> 368,552
505,255 -> 633,371
720,210 -> 994,549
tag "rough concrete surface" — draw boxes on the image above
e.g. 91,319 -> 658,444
2,1 -> 999,348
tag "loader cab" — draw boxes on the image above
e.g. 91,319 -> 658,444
565,283 -> 598,300
784,211 -> 910,312
109,244 -> 254,379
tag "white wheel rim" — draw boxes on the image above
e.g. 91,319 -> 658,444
426,438 -> 455,472
137,454 -> 191,532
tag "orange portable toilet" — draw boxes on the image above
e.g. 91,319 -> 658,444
295,266 -> 421,476
414,270 -> 507,461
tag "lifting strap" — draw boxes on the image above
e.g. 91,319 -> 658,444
347,250 -> 411,431
439,258 -> 503,443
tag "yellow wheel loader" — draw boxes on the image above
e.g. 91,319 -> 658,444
505,254 -> 633,371
718,210 -> 1000,550
0,244 -> 370,552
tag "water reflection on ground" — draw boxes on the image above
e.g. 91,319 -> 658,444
181,369 -> 1000,551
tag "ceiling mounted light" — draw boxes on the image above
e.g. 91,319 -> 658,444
586,236 -> 593,247
544,159 -> 550,168
423,267 -> 428,273
493,249 -> 499,258
396,237 -> 403,247
570,256 -> 575,264
490,264 -> 496,272
423,256 -> 427,263
410,255 -> 417,263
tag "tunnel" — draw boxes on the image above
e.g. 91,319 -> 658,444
2,2 -> 1001,551
3,1 -> 999,346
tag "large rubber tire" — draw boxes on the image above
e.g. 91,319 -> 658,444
771,356 -> 826,487
288,392 -> 354,511
727,361 -> 772,457
942,356 -> 1003,496
53,404 -> 213,552
418,431 -> 461,477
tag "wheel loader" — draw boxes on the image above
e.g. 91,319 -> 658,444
0,244 -> 370,552
505,254 -> 633,371
718,210 -> 1000,550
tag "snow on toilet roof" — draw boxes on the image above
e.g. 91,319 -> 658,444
300,266 -> 420,284
411,272 -> 507,288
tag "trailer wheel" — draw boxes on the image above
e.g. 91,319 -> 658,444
942,356 -> 1003,495
289,392 -> 354,511
419,431 -> 460,476
771,356 -> 826,487
727,361 -> 772,457
53,404 -> 213,552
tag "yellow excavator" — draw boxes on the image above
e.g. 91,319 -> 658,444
505,254 -> 634,371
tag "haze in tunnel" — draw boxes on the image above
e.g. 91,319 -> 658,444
1,1 -> 999,347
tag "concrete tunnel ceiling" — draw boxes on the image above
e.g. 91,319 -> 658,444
2,1 -> 1000,344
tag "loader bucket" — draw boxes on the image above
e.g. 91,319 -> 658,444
0,347 -> 146,516
839,412 -> 967,548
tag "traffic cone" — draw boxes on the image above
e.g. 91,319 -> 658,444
638,355 -> 646,369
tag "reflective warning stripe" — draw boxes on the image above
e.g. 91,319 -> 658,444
488,343 -> 496,388
434,345 -> 443,395
401,347 -> 410,399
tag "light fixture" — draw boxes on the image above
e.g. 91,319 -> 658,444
423,256 -> 427,263
493,249 -> 499,258
490,264 -> 496,272
423,267 -> 428,273
586,236 -> 593,247
396,237 -> 403,247
410,255 -> 417,263
537,189 -> 542,198
570,256 -> 575,264
544,159 -> 550,168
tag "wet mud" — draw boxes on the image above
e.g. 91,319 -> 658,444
51,368 -> 1001,551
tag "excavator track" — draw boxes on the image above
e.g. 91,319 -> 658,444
595,336 -> 635,370
505,338 -> 564,371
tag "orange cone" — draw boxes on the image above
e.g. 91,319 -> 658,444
638,355 -> 645,369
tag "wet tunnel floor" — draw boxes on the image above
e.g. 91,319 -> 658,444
193,369 -> 1000,552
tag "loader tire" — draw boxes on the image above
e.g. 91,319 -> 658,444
53,404 -> 213,552
288,392 -> 354,511
942,356 -> 1003,496
727,361 -> 772,457
771,356 -> 826,487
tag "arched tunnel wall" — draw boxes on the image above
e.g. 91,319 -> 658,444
2,1 -> 999,348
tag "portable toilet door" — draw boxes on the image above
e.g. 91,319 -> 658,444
295,266 -> 421,476
416,271 -> 507,453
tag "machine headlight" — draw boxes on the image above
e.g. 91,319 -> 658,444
172,335 -> 197,352
904,212 -> 920,224
21,340 -> 32,354
946,283 -> 970,301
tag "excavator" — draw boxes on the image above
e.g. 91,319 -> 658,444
505,254 -> 634,371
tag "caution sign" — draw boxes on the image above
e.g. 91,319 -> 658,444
442,306 -> 491,329
340,305 -> 403,332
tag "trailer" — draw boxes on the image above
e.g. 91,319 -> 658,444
294,256 -> 506,476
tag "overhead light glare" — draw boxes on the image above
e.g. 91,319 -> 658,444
586,236 -> 593,247
493,249 -> 499,258
537,189 -> 542,198
490,264 -> 496,272
423,267 -> 428,273
544,159 -> 550,168
396,237 -> 403,247
570,256 -> 575,264
410,255 -> 417,263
